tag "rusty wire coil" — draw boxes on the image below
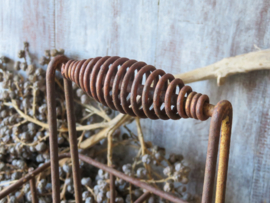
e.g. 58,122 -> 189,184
61,56 -> 210,121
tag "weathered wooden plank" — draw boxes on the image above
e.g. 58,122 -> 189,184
149,1 -> 270,203
0,0 -> 55,65
55,0 -> 159,61
0,0 -> 269,202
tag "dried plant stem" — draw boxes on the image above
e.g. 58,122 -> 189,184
75,100 -> 111,122
106,114 -> 135,166
174,49 -> 270,86
85,185 -> 97,201
14,119 -> 27,127
80,114 -> 134,149
107,129 -> 114,166
55,78 -> 64,92
136,118 -> 146,155
14,82 -> 23,97
32,87 -> 37,117
141,177 -> 174,183
79,112 -> 94,123
135,118 -> 158,189
60,181 -> 67,200
3,100 -> 111,132
77,131 -> 85,146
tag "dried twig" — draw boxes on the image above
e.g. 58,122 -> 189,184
175,49 -> 270,86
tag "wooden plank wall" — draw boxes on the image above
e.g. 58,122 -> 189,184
0,0 -> 270,202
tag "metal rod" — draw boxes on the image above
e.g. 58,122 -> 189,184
29,168 -> 38,203
202,100 -> 232,203
0,154 -> 67,199
61,56 -> 215,121
46,55 -> 69,203
216,115 -> 232,203
77,154 -> 188,203
0,55 -> 232,203
110,172 -> 115,203
0,153 -> 188,203
64,78 -> 82,203
134,191 -> 151,203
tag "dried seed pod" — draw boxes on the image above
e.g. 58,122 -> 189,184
27,123 -> 36,131
82,191 -> 91,200
76,88 -> 84,97
2,91 -> 9,100
20,132 -> 31,142
24,42 -> 29,48
163,182 -> 174,192
66,184 -> 74,193
81,94 -> 89,104
174,162 -> 183,172
168,153 -> 183,164
44,50 -> 50,57
27,64 -> 35,75
72,82 -> 78,90
133,189 -> 143,198
9,196 -> 16,203
35,142 -> 47,152
35,68 -> 45,76
85,197 -> 94,203
0,56 -> 9,63
28,74 -> 37,82
163,166 -> 174,176
16,160 -> 26,169
11,171 -> 21,180
20,62 -> 27,71
63,162 -> 72,174
50,49 -> 58,57
39,56 -> 50,65
155,151 -> 164,161
180,175 -> 189,184
58,135 -> 65,144
142,154 -> 152,165
136,167 -> 147,178
182,192 -> 192,201
65,177 -> 73,185
115,197 -> 124,203
176,185 -> 186,194
148,196 -> 157,203
0,197 -> 7,203
14,61 -> 21,71
122,164 -> 132,176
0,162 -> 5,170
58,49 -> 65,54
18,50 -> 25,58
81,177 -> 92,186
38,104 -> 47,114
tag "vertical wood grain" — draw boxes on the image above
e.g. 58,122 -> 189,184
150,1 -> 270,202
0,0 -> 269,202
0,0 -> 55,65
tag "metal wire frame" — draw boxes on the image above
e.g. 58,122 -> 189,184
0,55 -> 233,203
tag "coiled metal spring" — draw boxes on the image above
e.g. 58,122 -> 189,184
61,56 -> 210,121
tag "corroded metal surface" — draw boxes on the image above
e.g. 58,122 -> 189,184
46,55 -> 69,203
0,153 -> 188,203
0,55 -> 233,203
63,78 -> 82,203
134,191 -> 151,203
61,56 -> 211,121
202,100 -> 233,203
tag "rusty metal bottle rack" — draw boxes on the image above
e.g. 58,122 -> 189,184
0,55 -> 233,203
